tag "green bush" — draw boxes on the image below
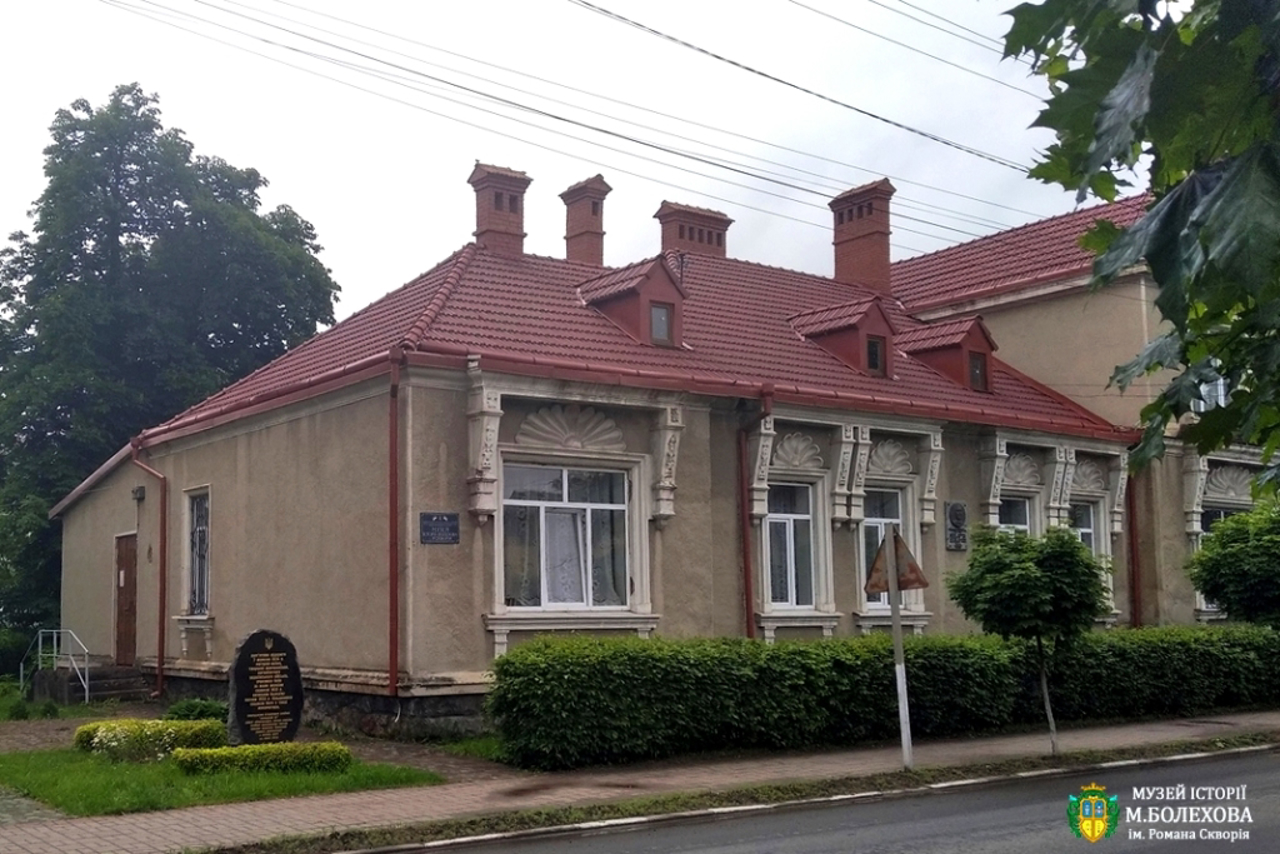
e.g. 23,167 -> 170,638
488,626 -> 1280,770
172,741 -> 353,775
7,700 -> 30,721
38,700 -> 59,719
164,698 -> 229,721
73,718 -> 227,761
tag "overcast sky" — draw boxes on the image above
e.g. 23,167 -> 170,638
3,0 -> 1116,322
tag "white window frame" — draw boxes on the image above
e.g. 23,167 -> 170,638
499,461 -> 634,612
861,487 -> 904,610
857,478 -> 927,620
757,468 -> 835,618
1191,376 -> 1229,413
764,483 -> 817,609
1068,496 -> 1117,619
1195,505 -> 1243,616
184,487 -> 211,616
997,494 -> 1037,535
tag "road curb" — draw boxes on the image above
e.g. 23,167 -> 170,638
336,743 -> 1280,854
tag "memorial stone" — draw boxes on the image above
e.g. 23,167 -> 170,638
227,629 -> 304,745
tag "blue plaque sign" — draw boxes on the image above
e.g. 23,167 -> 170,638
420,513 -> 460,544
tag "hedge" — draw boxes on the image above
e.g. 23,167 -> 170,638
171,742 -> 353,775
73,718 -> 227,761
487,626 -> 1280,770
164,698 -> 229,722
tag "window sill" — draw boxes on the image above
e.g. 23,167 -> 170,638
484,612 -> 660,656
1094,610 -> 1121,628
1195,608 -> 1227,624
756,611 -> 841,643
172,614 -> 215,660
854,610 -> 931,636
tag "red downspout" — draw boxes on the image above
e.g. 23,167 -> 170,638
130,444 -> 168,695
1126,475 -> 1142,627
737,388 -> 774,639
388,348 -> 403,696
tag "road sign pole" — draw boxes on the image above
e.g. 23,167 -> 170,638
886,524 -> 914,770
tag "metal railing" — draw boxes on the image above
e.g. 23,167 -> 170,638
18,629 -> 91,704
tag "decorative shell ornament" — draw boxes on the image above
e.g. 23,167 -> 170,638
1004,452 -> 1042,487
1204,464 -> 1254,500
867,439 -> 914,475
516,404 -> 626,452
1071,459 -> 1108,493
772,433 -> 824,469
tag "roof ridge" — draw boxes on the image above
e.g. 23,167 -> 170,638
892,193 -> 1152,271
401,243 -> 478,350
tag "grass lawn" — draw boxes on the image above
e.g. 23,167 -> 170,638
439,734 -> 506,763
0,749 -> 443,815
0,683 -> 127,721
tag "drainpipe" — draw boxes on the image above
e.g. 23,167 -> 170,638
737,387 -> 774,639
129,443 -> 168,695
1126,475 -> 1142,627
388,347 -> 403,696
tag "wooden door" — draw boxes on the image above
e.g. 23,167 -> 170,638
115,535 -> 137,666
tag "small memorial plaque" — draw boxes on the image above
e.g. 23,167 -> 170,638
228,629 -> 303,745
945,501 -> 969,551
420,512 -> 460,544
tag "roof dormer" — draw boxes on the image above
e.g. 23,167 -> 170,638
789,296 -> 897,376
896,316 -> 998,392
578,256 -> 687,348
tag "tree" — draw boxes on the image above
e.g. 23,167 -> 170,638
0,84 -> 339,639
948,526 -> 1110,755
1188,500 -> 1280,626
1006,1 -> 1280,486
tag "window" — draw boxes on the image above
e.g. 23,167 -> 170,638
651,303 -> 673,345
188,493 -> 210,615
862,489 -> 902,608
493,191 -> 503,211
867,336 -> 886,377
591,200 -> 600,216
969,352 -> 989,391
1197,506 -> 1241,613
502,465 -> 628,608
998,497 -> 1030,534
765,484 -> 814,608
1069,502 -> 1096,553
508,194 -> 520,213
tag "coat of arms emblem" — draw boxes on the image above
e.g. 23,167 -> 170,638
1068,782 -> 1120,842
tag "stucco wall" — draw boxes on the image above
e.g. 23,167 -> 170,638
975,279 -> 1168,428
60,381 -> 391,673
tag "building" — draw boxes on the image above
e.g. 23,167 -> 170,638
50,165 -> 1136,718
893,197 -> 1263,625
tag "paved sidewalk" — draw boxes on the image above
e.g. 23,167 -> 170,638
3,711 -> 1278,854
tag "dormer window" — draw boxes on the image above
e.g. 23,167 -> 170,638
867,336 -> 886,377
969,352 -> 989,392
651,302 -> 673,346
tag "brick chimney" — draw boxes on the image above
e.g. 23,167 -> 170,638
654,201 -> 733,257
829,178 -> 895,293
468,163 -> 532,257
560,174 -> 611,266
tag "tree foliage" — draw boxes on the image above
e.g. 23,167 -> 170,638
948,526 -> 1110,754
1188,500 -> 1280,626
0,84 -> 339,634
1007,0 -> 1280,485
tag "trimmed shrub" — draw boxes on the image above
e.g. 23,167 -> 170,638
73,718 -> 227,761
164,698 -> 229,722
38,700 -> 59,719
6,700 -> 30,721
172,741 -> 353,775
489,626 -> 1280,770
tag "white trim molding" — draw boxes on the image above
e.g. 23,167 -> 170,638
756,611 -> 841,643
466,358 -> 503,525
484,612 -> 661,657
650,405 -> 684,528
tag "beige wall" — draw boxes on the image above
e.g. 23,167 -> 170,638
975,278 -> 1168,427
61,366 -> 1156,689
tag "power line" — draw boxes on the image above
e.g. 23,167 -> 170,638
156,0 -> 992,239
785,0 -> 1038,98
225,0 -> 1015,231
894,0 -> 1006,47
566,0 -> 1027,170
862,0 -> 1025,60
261,0 -> 1045,218
100,0 -> 943,252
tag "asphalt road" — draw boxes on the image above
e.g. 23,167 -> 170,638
463,752 -> 1276,853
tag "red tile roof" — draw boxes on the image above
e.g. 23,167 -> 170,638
895,316 -> 995,353
892,194 -> 1151,310
578,259 -> 663,303
788,297 -> 878,337
142,245 -> 1131,445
